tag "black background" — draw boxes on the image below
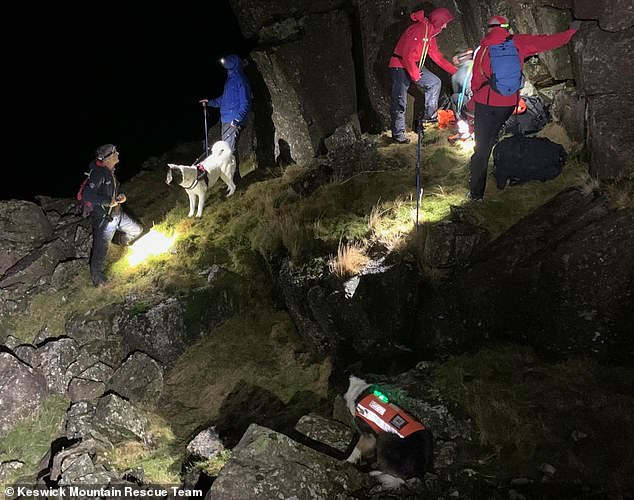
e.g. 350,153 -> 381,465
3,1 -> 250,201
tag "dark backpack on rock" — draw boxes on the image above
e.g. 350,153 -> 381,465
493,134 -> 567,189
502,95 -> 550,135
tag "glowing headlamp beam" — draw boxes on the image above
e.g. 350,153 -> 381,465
127,228 -> 178,267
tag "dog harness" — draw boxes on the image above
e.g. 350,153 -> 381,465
183,164 -> 209,190
355,394 -> 426,438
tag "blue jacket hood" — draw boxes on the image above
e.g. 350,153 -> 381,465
222,54 -> 242,72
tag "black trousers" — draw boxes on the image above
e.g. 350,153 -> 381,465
468,102 -> 515,199
90,208 -> 143,285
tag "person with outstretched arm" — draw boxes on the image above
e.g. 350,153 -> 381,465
466,16 -> 581,201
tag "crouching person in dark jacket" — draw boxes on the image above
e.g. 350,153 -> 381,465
81,144 -> 143,286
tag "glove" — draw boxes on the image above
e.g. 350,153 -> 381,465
569,20 -> 581,30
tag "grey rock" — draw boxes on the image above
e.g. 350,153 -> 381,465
77,362 -> 114,383
324,119 -> 361,153
575,0 -> 634,31
207,424 -> 372,499
65,401 -> 97,440
186,427 -> 225,460
0,460 -> 24,482
13,344 -> 37,367
35,337 -> 79,394
0,200 -> 53,277
108,352 -> 163,405
295,413 -> 355,453
587,94 -> 634,180
0,352 -> 49,437
60,453 -> 95,483
93,394 -> 148,444
68,378 -> 106,403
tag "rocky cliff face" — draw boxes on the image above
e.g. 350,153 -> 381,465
1,1 -> 633,498
229,0 -> 633,179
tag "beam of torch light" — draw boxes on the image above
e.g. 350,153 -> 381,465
127,228 -> 178,267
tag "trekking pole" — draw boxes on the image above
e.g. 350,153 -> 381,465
202,101 -> 209,157
415,118 -> 424,230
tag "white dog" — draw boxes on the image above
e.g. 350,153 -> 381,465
166,140 -> 237,218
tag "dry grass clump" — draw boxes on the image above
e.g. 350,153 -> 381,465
575,171 -> 600,197
604,179 -> 634,209
367,197 -> 414,251
328,240 -> 370,277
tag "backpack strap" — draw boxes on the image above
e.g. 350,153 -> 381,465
417,22 -> 430,71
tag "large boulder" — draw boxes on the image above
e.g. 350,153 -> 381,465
278,257 -> 423,365
0,200 -> 53,277
92,394 -> 148,444
34,337 -> 80,394
550,85 -> 586,144
586,93 -> 634,180
415,189 -> 634,364
250,9 -> 357,164
575,0 -> 634,32
228,0 -> 345,39
107,352 -> 163,405
206,424 -> 372,499
0,352 -> 50,437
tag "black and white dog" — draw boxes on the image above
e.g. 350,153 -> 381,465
344,375 -> 434,489
166,140 -> 236,218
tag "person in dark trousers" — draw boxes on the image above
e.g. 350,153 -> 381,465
81,144 -> 143,286
199,54 -> 252,182
389,8 -> 457,144
466,15 -> 580,201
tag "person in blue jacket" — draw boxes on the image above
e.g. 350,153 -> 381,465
200,54 -> 251,181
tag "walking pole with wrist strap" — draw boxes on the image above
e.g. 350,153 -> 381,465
414,21 -> 429,232
415,117 -> 424,230
202,101 -> 209,157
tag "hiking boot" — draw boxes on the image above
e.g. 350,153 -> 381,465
392,136 -> 411,144
465,192 -> 483,203
92,273 -> 108,287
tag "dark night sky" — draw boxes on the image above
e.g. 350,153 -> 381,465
3,1 -> 250,201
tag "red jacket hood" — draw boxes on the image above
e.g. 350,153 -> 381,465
428,8 -> 453,30
409,9 -> 452,37
481,26 -> 512,46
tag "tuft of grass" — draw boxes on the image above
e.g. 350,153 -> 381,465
0,395 -> 68,488
197,449 -> 232,477
328,240 -> 370,278
106,413 -> 184,486
433,345 -> 634,488
604,178 -> 634,209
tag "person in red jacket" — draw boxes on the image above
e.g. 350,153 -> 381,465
466,15 -> 580,201
389,8 -> 457,144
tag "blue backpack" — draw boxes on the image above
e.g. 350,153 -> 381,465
486,36 -> 523,96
